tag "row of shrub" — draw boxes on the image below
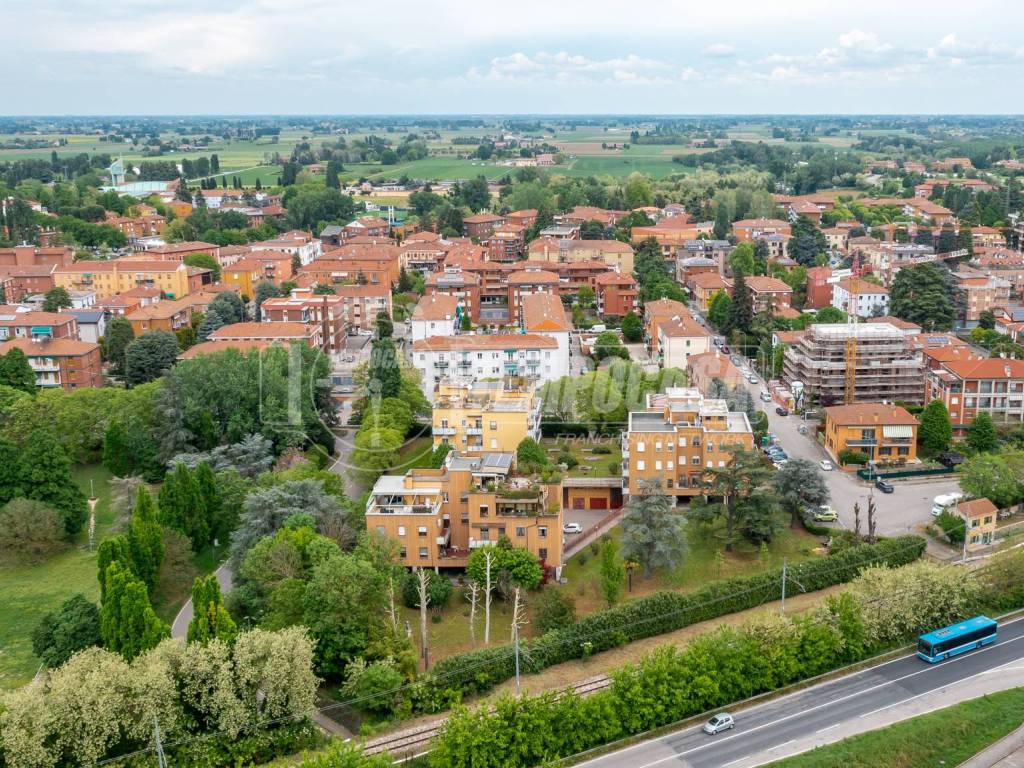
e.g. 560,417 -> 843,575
427,556 -> 999,768
413,536 -> 925,711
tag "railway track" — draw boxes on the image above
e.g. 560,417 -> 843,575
361,674 -> 613,758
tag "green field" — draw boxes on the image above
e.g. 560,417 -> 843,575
0,465 -> 115,688
765,687 -> 1024,768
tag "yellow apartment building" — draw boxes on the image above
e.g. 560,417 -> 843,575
432,381 -> 541,459
365,452 -> 563,571
822,403 -> 918,465
54,260 -> 193,299
958,498 -> 997,552
622,387 -> 754,499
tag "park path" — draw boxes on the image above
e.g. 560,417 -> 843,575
170,563 -> 234,639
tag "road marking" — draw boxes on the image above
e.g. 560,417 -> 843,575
815,723 -> 840,734
573,618 -> 1024,768
722,757 -> 747,767
603,631 -> 1024,768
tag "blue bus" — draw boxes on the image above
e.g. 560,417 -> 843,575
916,616 -> 998,663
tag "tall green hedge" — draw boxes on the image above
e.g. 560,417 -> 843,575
413,536 -> 925,712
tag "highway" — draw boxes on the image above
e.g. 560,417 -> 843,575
575,616 -> 1024,768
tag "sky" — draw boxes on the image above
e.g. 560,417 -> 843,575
5,0 -> 1024,115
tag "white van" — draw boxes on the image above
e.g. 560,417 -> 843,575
931,492 -> 964,517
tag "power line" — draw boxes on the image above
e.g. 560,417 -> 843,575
97,536 -> 933,765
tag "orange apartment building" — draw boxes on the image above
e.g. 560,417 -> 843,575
622,387 -> 754,499
822,403 -> 918,465
925,358 -> 1024,433
486,224 -> 526,262
0,246 -> 74,267
260,292 -> 348,353
144,241 -> 220,262
209,321 -> 321,347
686,272 -> 731,311
0,336 -> 103,390
595,271 -> 639,317
745,276 -> 794,313
463,213 -> 505,240
124,298 -> 194,335
365,451 -> 563,571
732,218 -> 791,243
526,237 -> 635,274
0,309 -> 79,341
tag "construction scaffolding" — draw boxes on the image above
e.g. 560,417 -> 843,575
782,323 -> 924,405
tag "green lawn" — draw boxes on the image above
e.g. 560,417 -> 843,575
540,436 -> 622,478
0,465 -> 116,688
764,687 -> 1024,768
560,518 -> 820,616
393,435 -> 435,472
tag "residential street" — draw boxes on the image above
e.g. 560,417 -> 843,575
703,324 -> 963,539
576,616 -> 1024,768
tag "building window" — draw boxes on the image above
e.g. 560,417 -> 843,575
637,442 -> 646,452
538,526 -> 547,538
667,479 -> 673,488
479,527 -> 490,540
398,526 -> 406,536
637,460 -> 645,470
516,526 -> 525,537
692,456 -> 700,465
418,526 -> 427,536
419,547 -> 428,558
538,547 -> 548,560
655,460 -> 662,470
376,525 -> 385,536
479,504 -> 489,517
490,421 -> 497,430
490,438 -> 498,449
399,547 -> 407,559
655,442 -> 662,451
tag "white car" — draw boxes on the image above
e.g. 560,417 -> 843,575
760,391 -> 772,402
747,373 -> 759,384
562,522 -> 583,534
703,713 -> 735,734
819,459 -> 834,471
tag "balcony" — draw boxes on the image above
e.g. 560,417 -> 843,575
436,360 -> 449,368
434,427 -> 456,436
466,427 -> 483,435
844,439 -> 877,448
469,539 -> 497,549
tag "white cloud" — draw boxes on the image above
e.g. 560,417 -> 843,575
468,51 -> 681,86
703,43 -> 735,57
838,29 -> 892,54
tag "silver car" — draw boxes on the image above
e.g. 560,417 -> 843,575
703,713 -> 735,734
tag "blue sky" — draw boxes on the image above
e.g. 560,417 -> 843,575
5,0 -> 1024,115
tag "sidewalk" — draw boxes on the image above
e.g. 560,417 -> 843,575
959,723 -> 1024,768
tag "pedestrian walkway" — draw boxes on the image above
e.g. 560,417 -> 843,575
959,723 -> 1024,768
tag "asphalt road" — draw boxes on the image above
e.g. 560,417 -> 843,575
577,616 -> 1024,768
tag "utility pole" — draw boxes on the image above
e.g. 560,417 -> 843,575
511,586 -> 528,696
154,717 -> 167,768
416,568 -> 430,669
780,558 -> 787,615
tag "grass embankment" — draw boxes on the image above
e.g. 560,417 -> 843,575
394,517 -> 819,672
764,687 -> 1024,768
0,465 -> 114,687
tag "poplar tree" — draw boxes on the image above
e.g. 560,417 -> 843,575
159,463 -> 209,550
128,487 -> 164,591
187,574 -> 237,645
100,561 -> 168,661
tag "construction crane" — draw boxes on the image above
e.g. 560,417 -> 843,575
844,291 -> 858,404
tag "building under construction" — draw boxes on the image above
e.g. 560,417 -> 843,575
782,323 -> 924,406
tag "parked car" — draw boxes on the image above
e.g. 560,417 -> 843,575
775,406 -> 790,416
812,505 -> 839,522
747,373 -> 759,384
937,452 -> 965,469
562,522 -> 583,534
875,478 -> 895,494
760,391 -> 772,402
703,713 -> 735,735
819,459 -> 834,471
